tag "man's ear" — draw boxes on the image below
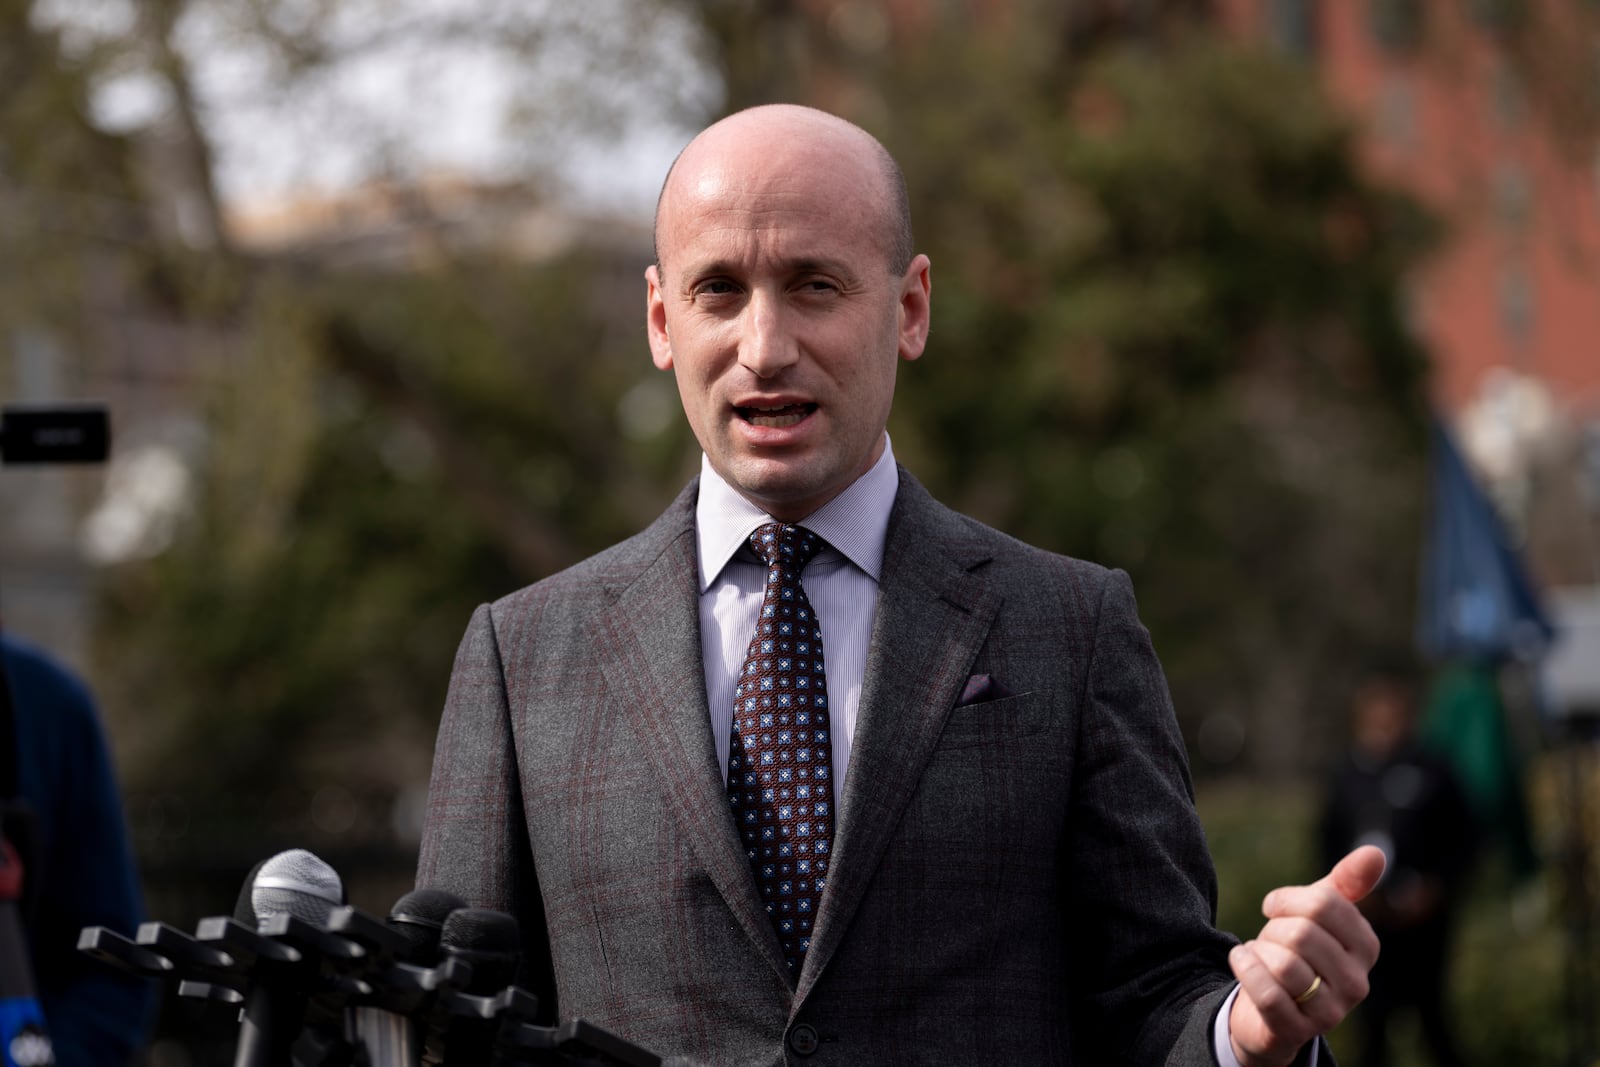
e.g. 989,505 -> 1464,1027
645,264 -> 673,371
897,254 -> 932,363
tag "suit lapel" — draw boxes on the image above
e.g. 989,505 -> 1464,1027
588,484 -> 790,985
796,474 -> 1002,1001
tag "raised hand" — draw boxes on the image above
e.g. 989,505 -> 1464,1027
1226,845 -> 1386,1067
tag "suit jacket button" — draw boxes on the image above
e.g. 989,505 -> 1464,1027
787,1023 -> 820,1056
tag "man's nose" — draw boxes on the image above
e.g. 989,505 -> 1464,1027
737,293 -> 799,378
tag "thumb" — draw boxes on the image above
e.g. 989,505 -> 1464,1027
1320,844 -> 1387,903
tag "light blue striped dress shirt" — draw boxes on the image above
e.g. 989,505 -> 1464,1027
694,436 -> 898,815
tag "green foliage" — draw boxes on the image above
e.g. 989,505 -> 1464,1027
865,30 -> 1438,773
87,14 -> 1443,798
97,253 -> 693,796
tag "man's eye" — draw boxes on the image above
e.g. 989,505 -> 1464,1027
696,280 -> 738,296
798,279 -> 837,293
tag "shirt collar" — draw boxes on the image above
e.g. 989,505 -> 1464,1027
695,436 -> 899,592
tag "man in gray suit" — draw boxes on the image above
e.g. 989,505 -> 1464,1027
417,104 -> 1383,1066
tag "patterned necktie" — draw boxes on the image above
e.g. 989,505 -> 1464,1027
727,522 -> 834,975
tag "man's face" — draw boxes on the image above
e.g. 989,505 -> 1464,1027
646,111 -> 931,521
1353,681 -> 1411,758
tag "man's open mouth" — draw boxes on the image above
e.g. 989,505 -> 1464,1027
737,403 -> 816,429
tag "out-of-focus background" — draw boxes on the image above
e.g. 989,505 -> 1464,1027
1,1 -> 1598,1064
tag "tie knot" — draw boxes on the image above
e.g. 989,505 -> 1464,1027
750,523 -> 823,570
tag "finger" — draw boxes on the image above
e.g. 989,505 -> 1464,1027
1249,937 -> 1368,1032
1244,938 -> 1320,1005
1320,845 -> 1387,904
1261,886 -> 1382,965
1228,942 -> 1317,1047
1255,915 -> 1364,988
1254,921 -> 1344,979
1265,847 -> 1387,915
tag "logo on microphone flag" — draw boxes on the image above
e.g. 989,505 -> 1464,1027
0,998 -> 53,1067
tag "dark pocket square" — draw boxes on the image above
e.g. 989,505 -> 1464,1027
955,673 -> 1015,707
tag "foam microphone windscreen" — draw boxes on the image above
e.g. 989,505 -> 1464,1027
250,849 -> 344,927
387,888 -> 466,967
440,907 -> 520,994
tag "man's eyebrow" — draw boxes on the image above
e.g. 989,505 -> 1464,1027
787,257 -> 861,280
677,256 -> 863,286
677,258 -> 739,283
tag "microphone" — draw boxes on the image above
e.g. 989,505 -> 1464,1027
0,836 -> 54,1067
231,849 -> 346,1067
440,908 -> 520,995
387,889 -> 466,968
425,907 -> 523,1066
421,905 -> 665,1066
80,848 -> 387,1064
335,889 -> 468,1067
251,850 -> 344,926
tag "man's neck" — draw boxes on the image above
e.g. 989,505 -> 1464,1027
694,437 -> 900,590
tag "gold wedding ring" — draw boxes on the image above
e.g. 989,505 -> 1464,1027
1293,974 -> 1323,1006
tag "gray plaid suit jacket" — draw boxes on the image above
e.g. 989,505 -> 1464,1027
417,469 -> 1250,1066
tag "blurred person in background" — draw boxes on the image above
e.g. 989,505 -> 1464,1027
1,619 -> 154,1065
1321,662 -> 1478,1067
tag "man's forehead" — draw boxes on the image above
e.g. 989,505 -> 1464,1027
659,205 -> 880,285
660,160 -> 881,260
669,147 -> 876,215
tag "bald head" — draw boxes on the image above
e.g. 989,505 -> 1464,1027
652,105 -> 914,278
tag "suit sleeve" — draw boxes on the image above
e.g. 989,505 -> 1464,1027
1062,569 -> 1238,1066
416,603 -> 557,1016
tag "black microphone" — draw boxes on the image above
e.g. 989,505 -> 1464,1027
425,907 -> 523,1066
0,836 -> 55,1067
387,889 -> 465,968
440,908 -> 520,995
335,889 -> 468,1067
231,849 -> 346,1067
426,907 -> 665,1066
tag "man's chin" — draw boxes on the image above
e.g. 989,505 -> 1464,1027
724,463 -> 836,521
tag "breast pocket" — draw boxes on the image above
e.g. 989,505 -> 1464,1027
936,691 -> 1053,750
